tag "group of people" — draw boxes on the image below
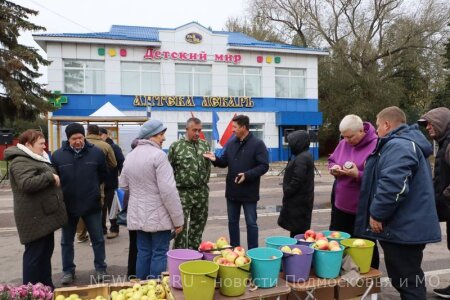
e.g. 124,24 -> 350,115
5,106 -> 450,299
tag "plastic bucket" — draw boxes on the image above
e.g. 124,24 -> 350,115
321,230 -> 351,243
179,260 -> 219,300
312,245 -> 344,279
201,251 -> 221,262
167,249 -> 203,289
265,236 -> 298,249
247,247 -> 283,288
340,239 -> 375,274
213,256 -> 251,296
294,234 -> 314,246
281,245 -> 314,282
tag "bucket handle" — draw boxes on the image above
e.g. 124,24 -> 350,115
201,246 -> 233,253
204,274 -> 217,280
237,266 -> 251,273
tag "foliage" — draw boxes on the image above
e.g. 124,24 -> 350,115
0,283 -> 53,300
0,0 -> 54,126
431,23 -> 450,109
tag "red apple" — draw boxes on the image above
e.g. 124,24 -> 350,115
199,241 -> 214,251
216,257 -> 228,265
235,256 -> 248,266
315,232 -> 325,240
305,236 -> 315,242
315,239 -> 329,250
221,248 -> 233,257
225,251 -> 239,263
304,229 -> 316,239
330,231 -> 342,239
233,246 -> 246,256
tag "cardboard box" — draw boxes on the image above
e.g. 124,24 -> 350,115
335,277 -> 380,299
290,286 -> 334,300
53,284 -> 109,300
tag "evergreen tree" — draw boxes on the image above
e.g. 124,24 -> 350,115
0,0 -> 53,126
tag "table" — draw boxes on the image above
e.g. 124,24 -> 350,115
170,277 -> 291,300
286,268 -> 382,300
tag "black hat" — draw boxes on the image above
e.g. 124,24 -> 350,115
99,127 -> 108,135
65,123 -> 85,139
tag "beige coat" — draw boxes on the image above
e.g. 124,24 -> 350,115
119,139 -> 183,232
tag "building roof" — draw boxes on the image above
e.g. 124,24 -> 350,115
33,22 -> 327,54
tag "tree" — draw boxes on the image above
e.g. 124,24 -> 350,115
225,15 -> 285,44
431,23 -> 450,109
0,0 -> 54,126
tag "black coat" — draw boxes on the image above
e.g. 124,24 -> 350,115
51,141 -> 107,217
214,132 -> 269,202
278,130 -> 315,234
104,138 -> 125,190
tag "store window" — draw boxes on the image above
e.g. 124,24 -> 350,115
63,60 -> 104,94
177,123 -> 213,142
275,68 -> 306,98
175,64 -> 212,96
249,124 -> 264,140
228,66 -> 261,97
121,62 -> 160,95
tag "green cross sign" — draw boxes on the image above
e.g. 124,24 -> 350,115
49,91 -> 68,108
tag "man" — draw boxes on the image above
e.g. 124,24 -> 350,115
76,125 -> 117,242
51,122 -> 108,284
168,117 -> 211,249
355,106 -> 441,299
418,107 -> 450,298
99,127 -> 124,239
203,115 -> 269,249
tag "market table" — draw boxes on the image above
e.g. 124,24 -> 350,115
170,277 -> 291,300
286,268 -> 381,300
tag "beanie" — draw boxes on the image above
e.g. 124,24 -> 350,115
65,123 -> 85,139
138,119 -> 167,139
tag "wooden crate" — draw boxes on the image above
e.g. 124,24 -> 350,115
54,284 -> 109,300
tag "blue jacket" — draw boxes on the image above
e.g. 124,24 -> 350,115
51,141 -> 107,217
354,124 -> 441,244
214,133 -> 269,202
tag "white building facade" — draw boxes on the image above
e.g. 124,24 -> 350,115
34,22 -> 326,161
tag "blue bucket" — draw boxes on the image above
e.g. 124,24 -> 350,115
320,230 -> 351,243
312,245 -> 344,279
265,236 -> 298,249
247,247 -> 283,288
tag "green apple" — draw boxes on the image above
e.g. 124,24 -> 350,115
69,294 -> 79,300
55,295 -> 65,300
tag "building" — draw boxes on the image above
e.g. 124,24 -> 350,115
34,22 -> 326,160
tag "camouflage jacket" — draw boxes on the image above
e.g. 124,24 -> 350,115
168,138 -> 211,189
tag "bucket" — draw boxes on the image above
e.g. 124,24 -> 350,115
247,247 -> 283,288
265,236 -> 298,249
213,255 -> 251,296
340,239 -> 375,274
294,234 -> 314,246
312,245 -> 344,279
281,245 -> 314,282
201,251 -> 221,262
321,230 -> 351,243
179,260 -> 219,300
167,249 -> 203,289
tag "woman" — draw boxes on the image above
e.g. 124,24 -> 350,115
119,120 -> 183,280
278,130 -> 315,237
328,114 -> 379,267
4,130 -> 67,289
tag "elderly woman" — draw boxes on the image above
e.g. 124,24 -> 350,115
119,120 -> 183,280
328,114 -> 379,267
4,130 -> 67,289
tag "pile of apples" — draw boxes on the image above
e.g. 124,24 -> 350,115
311,239 -> 341,251
198,236 -> 231,254
110,277 -> 173,300
298,229 -> 327,243
280,246 -> 303,255
215,246 -> 250,267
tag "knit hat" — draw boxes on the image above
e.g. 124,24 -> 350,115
138,119 -> 167,139
65,123 -> 85,139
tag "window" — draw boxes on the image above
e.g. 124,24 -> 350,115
275,68 -> 306,98
250,124 -> 264,140
177,123 -> 213,142
121,62 -> 160,95
64,60 -> 104,94
175,64 -> 212,96
228,66 -> 261,97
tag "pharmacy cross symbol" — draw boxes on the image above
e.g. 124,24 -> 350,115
49,91 -> 68,108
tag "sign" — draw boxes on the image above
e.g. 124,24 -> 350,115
144,49 -> 241,64
185,32 -> 202,44
133,96 -> 254,108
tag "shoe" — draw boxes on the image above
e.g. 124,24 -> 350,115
95,270 -> 108,282
76,235 -> 89,243
61,272 -> 75,285
107,232 -> 119,239
434,286 -> 450,298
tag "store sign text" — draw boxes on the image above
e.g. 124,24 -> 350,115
133,96 -> 254,108
144,49 -> 242,64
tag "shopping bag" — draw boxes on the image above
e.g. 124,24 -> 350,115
116,209 -> 127,226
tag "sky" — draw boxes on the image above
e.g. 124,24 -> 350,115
11,0 -> 248,81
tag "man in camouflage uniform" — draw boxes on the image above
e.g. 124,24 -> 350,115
168,117 -> 211,249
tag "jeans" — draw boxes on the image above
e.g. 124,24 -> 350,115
226,199 -> 258,249
61,212 -> 107,274
23,232 -> 55,289
136,230 -> 170,280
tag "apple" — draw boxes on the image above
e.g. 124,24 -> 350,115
305,236 -> 315,242
291,248 -> 302,255
315,232 -> 325,240
55,296 -> 65,300
330,231 -> 342,238
221,248 -> 233,257
352,239 -> 367,247
304,229 -> 316,239
69,295 -> 79,300
270,255 -> 277,259
280,245 -> 292,253
235,256 -> 249,266
233,246 -> 246,256
216,257 -> 228,265
225,251 -> 239,263
328,240 -> 340,251
216,236 -> 229,249
315,239 -> 329,250
199,241 -> 214,251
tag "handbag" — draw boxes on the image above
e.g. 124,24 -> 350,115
116,208 -> 127,226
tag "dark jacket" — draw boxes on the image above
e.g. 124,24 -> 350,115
278,131 -> 315,233
104,138 -> 125,190
51,141 -> 107,217
214,132 -> 269,202
4,146 -> 67,244
354,124 -> 441,244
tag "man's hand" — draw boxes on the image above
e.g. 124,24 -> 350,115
235,173 -> 245,184
202,151 -> 216,162
53,174 -> 61,187
370,217 -> 383,233
175,225 -> 183,235
329,165 -> 343,177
